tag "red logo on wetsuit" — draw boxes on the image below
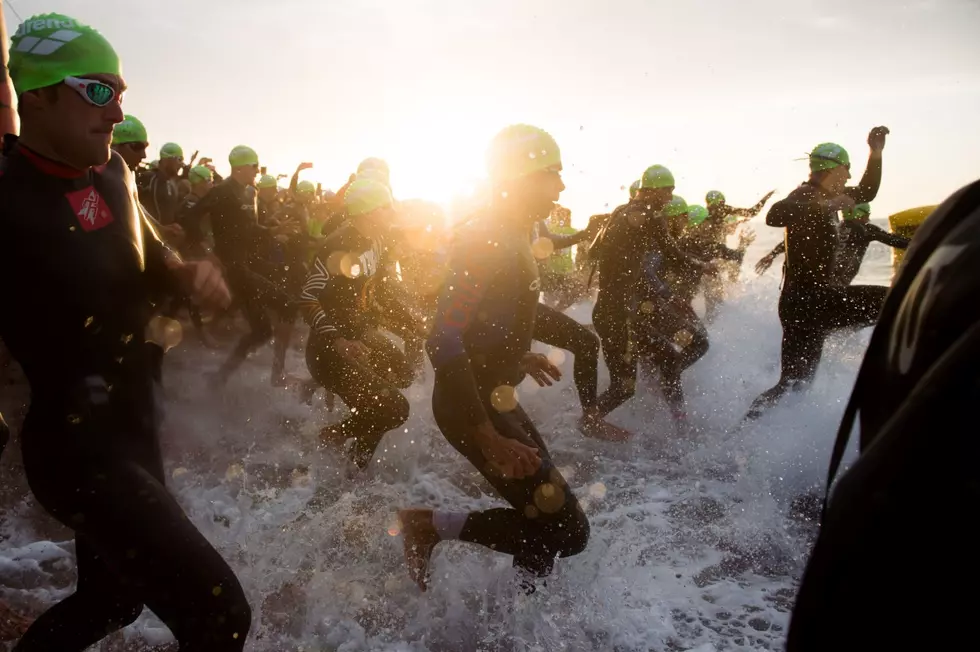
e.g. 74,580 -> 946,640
66,186 -> 114,232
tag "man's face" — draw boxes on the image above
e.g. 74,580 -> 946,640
113,140 -> 147,169
160,156 -> 183,177
28,73 -> 125,168
258,186 -> 278,203
509,167 -> 565,226
825,164 -> 851,195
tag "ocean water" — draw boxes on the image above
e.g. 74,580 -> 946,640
0,223 -> 897,651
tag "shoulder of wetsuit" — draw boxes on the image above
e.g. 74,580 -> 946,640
766,184 -> 816,228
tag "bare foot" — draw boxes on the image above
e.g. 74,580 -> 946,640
0,600 -> 32,641
398,509 -> 440,592
579,415 -> 632,442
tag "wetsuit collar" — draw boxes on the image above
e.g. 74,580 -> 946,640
19,144 -> 89,179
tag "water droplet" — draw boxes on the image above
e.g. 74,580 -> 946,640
145,316 -> 183,352
84,316 -> 94,328
212,585 -> 223,596
546,348 -> 566,367
639,301 -> 655,314
589,482 -> 607,499
490,385 -> 518,412
531,237 -> 554,260
172,467 -> 189,479
225,463 -> 244,481
533,482 -> 566,514
67,414 -> 82,425
673,330 -> 693,348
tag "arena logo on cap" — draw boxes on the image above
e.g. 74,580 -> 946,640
14,17 -> 80,37
13,27 -> 83,56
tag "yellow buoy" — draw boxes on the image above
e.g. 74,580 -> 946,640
888,205 -> 937,273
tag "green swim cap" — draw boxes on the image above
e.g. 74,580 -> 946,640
188,165 -> 212,185
641,165 -> 675,190
296,180 -> 316,195
229,145 -> 259,168
687,205 -> 710,226
9,13 -> 122,96
629,180 -> 641,199
705,190 -> 725,207
842,203 -> 871,220
345,179 -> 393,217
357,166 -> 391,188
486,124 -> 562,182
357,157 -> 389,176
256,174 -> 277,190
664,195 -> 688,218
809,142 -> 850,173
112,114 -> 147,146
159,142 -> 183,160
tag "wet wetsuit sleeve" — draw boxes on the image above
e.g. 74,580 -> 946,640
727,191 -> 774,218
138,202 -> 182,296
425,246 -> 503,427
844,154 -> 883,204
537,220 -> 590,250
147,175 -> 169,222
767,241 -> 786,258
175,198 -> 204,246
298,248 -> 339,338
863,222 -> 910,249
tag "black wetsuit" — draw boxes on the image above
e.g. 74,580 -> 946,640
185,177 -> 290,370
745,156 -> 886,420
834,219 -> 909,285
671,233 -> 742,304
529,221 -> 601,415
299,224 -> 415,468
787,179 -> 980,651
593,201 -> 707,417
426,215 -> 589,578
0,142 -> 249,651
139,170 -> 180,225
268,200 -> 311,319
0,410 -> 8,460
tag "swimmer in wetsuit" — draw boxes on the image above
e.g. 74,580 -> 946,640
530,210 -> 629,441
592,166 -> 713,424
834,203 -> 909,285
183,145 -> 298,384
398,125 -> 589,593
299,179 -> 419,469
743,127 -> 890,422
0,14 -> 250,650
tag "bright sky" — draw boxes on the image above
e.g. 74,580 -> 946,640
5,0 -> 979,225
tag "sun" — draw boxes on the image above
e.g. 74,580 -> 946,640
378,108 -> 504,211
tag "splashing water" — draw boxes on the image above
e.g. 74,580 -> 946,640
0,234 -> 898,651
